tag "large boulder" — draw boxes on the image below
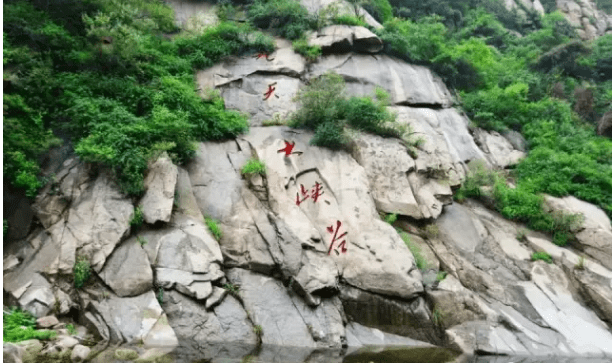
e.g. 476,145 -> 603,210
139,153 -> 178,224
308,25 -> 383,54
99,237 -> 153,297
474,129 -> 525,168
543,195 -> 612,269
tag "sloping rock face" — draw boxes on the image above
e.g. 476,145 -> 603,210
556,0 -> 612,40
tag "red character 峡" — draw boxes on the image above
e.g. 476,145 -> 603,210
327,220 -> 348,255
295,184 -> 310,206
311,181 -> 324,202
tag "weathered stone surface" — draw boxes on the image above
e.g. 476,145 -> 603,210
36,315 -> 59,328
139,153 -> 178,224
99,238 -> 153,297
309,25 -> 383,53
393,107 -> 486,186
345,322 -> 433,347
86,290 -> 178,347
163,290 -> 257,360
340,284 -> 440,344
310,54 -> 452,107
3,343 -> 23,363
3,255 -> 20,272
242,127 -> 424,300
226,268 -> 344,348
597,108 -> 612,137
166,0 -> 218,32
475,129 -> 525,168
543,195 -> 612,269
427,276 -> 489,330
300,0 -> 382,29
437,203 -> 487,255
351,133 -> 420,218
71,344 -> 91,363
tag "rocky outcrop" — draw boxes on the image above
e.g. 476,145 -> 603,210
543,195 -> 612,269
308,25 -> 384,53
139,153 -> 178,224
556,0 -> 612,40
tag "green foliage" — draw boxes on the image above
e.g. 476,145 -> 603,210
595,0 -> 612,14
205,217 -> 223,241
223,283 -> 240,297
531,251 -> 553,264
66,324 -> 78,335
515,228 -> 528,241
575,255 -> 586,270
291,72 -> 403,150
73,256 -> 91,289
375,17 -> 449,63
131,207 -> 145,228
248,0 -> 316,40
157,287 -> 164,305
363,0 -> 393,23
332,15 -> 368,27
292,37 -> 322,62
384,213 -> 397,225
399,232 -> 428,270
3,307 -> 58,342
436,271 -> 447,282
425,224 -> 439,239
241,159 -> 267,176
137,236 -> 148,247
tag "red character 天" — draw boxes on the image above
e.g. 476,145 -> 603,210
263,82 -> 277,100
326,220 -> 348,255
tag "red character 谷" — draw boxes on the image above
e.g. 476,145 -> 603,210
326,220 -> 348,255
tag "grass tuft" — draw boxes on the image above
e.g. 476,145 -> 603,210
205,217 -> 223,241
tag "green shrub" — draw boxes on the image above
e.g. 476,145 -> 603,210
332,15 -> 368,27
73,256 -> 91,289
223,283 -> 240,297
3,307 -> 57,342
384,213 -> 397,225
436,271 -> 447,282
205,217 -> 223,241
531,251 -> 553,264
66,324 -> 77,335
292,37 -> 322,62
241,159 -> 266,176
248,0 -> 316,40
400,232 -> 428,270
131,207 -> 145,228
291,72 -> 403,150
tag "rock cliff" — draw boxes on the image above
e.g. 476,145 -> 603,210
3,1 -> 611,362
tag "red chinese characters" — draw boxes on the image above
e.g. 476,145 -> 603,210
264,82 -> 279,100
326,220 -> 348,255
255,53 -> 274,61
295,181 -> 324,206
278,141 -> 296,156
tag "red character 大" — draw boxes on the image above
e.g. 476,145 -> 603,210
327,220 -> 348,255
278,141 -> 296,156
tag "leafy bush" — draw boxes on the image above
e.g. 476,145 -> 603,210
384,213 -> 397,225
73,256 -> 91,289
531,251 -> 553,264
291,72 -> 403,149
3,307 -> 57,342
436,271 -> 447,282
248,0 -> 316,40
241,159 -> 266,176
205,217 -> 223,241
375,17 -> 449,63
292,37 -> 322,62
223,283 -> 240,297
332,15 -> 368,27
66,324 -> 77,335
400,232 -> 428,270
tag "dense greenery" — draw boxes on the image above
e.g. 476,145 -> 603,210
241,158 -> 267,176
247,0 -> 316,40
205,216 -> 223,241
4,307 -> 57,342
531,251 -> 553,264
73,256 -> 91,288
4,0 -> 274,197
290,72 -> 404,149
